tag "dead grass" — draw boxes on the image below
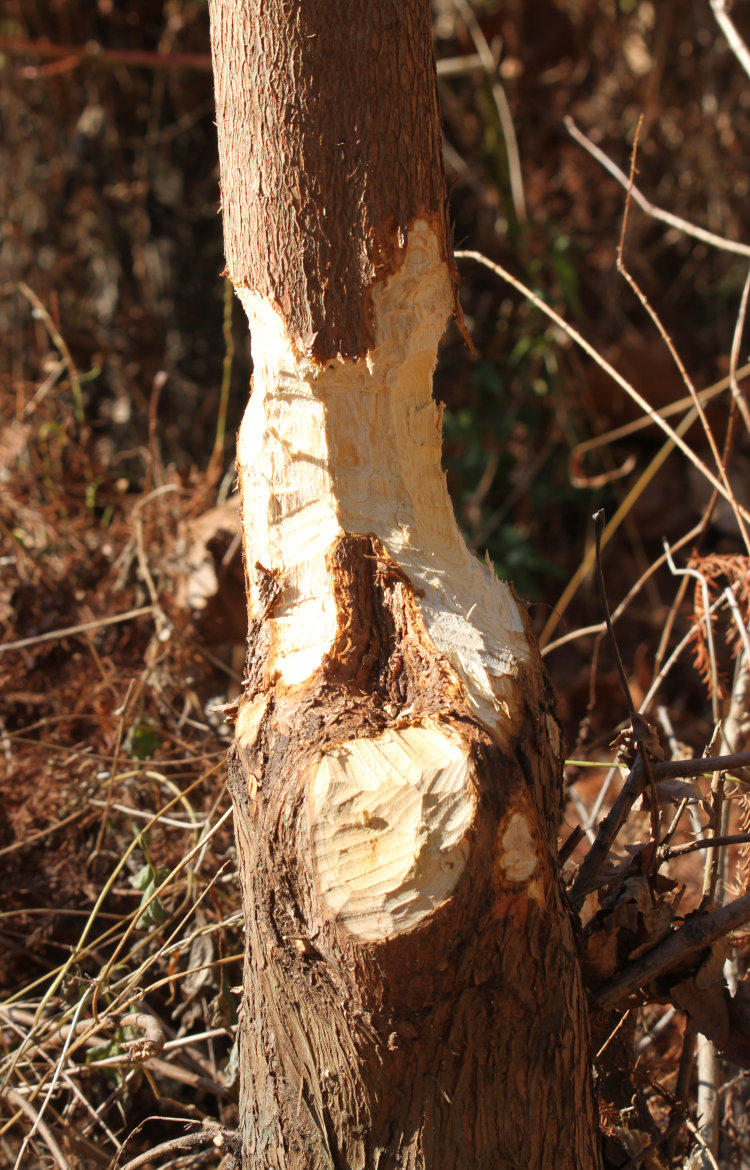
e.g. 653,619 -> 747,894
3,2 -> 750,1167
0,363 -> 245,1166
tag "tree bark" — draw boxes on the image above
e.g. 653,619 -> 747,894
208,2 -> 602,1166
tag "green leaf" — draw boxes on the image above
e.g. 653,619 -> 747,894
130,862 -> 170,929
131,724 -> 161,760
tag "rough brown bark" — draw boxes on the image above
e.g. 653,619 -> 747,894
208,1 -> 602,1167
229,538 -> 599,1169
209,0 -> 455,360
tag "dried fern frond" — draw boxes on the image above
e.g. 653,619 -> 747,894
687,554 -> 750,702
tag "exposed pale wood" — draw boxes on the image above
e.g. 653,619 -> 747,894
224,229 -> 601,1166
228,511 -> 600,1165
236,223 -> 533,737
309,720 -> 475,940
208,1 -> 602,1166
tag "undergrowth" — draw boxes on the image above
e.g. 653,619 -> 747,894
3,1 -> 750,1167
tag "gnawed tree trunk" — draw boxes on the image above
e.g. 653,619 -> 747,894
208,2 -> 601,1166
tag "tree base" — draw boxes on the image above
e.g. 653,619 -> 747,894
229,532 -> 601,1169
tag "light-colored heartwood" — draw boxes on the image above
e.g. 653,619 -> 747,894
236,222 -> 532,736
234,222 -> 544,942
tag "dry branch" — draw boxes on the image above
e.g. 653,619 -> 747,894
596,892 -> 750,1010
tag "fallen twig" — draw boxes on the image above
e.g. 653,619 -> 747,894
0,606 -> 154,654
0,1088 -> 71,1170
116,1124 -> 240,1170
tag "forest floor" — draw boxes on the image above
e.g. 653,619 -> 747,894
2,1 -> 750,1167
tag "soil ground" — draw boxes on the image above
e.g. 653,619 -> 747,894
2,2 -> 750,1166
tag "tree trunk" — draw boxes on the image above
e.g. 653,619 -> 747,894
208,2 -> 601,1166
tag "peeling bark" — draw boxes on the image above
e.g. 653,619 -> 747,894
207,1 -> 602,1166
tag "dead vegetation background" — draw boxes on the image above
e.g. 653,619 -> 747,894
2,1 -> 750,1167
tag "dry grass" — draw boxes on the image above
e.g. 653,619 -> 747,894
4,1 -> 750,1167
0,358 -> 245,1166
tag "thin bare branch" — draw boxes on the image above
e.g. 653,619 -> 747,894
570,360 -> 750,467
642,592 -> 730,713
728,265 -> 750,434
661,833 -> 750,862
455,250 -> 750,527
652,751 -> 750,780
564,115 -> 750,259
711,0 -> 750,82
569,756 -> 648,910
16,283 -> 84,423
0,35 -> 213,72
0,1088 -> 71,1170
452,0 -> 526,222
0,34 -> 481,79
0,606 -> 154,654
542,519 -> 707,656
616,118 -> 750,552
